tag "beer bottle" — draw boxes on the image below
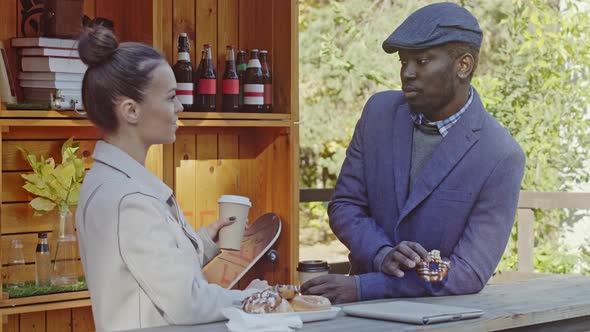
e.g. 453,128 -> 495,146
243,49 -> 264,113
260,50 -> 272,113
222,45 -> 239,112
197,44 -> 216,112
193,49 -> 204,110
173,33 -> 193,111
237,50 -> 248,110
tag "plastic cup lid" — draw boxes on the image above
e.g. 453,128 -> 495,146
218,195 -> 252,207
297,260 -> 330,272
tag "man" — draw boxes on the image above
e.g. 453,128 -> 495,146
301,2 -> 525,303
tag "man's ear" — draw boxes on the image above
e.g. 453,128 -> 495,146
457,53 -> 475,80
117,98 -> 140,125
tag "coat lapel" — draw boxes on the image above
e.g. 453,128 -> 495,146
396,91 -> 486,226
393,103 -> 413,213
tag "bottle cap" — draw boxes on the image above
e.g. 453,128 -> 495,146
38,232 -> 48,239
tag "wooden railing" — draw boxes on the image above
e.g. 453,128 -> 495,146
300,189 -> 590,273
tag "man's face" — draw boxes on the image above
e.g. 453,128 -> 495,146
398,46 -> 459,118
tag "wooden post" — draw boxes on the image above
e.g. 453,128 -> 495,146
517,208 -> 535,273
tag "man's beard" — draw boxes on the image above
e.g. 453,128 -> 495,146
407,73 -> 456,118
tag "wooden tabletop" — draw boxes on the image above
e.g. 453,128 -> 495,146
125,274 -> 590,332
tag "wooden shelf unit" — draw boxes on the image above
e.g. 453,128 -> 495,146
0,1 -> 299,331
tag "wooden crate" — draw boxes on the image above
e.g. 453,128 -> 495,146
0,1 -> 298,331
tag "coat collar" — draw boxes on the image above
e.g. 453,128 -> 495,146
394,88 -> 487,226
92,140 -> 173,202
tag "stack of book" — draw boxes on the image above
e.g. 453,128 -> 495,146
11,37 -> 86,107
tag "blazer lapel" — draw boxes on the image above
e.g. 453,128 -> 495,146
393,103 -> 414,213
396,91 -> 486,226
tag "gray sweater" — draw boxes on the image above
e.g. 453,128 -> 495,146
410,122 -> 443,191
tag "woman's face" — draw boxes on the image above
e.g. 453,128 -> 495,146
136,63 -> 183,145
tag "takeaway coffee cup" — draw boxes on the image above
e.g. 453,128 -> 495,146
297,260 -> 330,285
217,195 -> 252,250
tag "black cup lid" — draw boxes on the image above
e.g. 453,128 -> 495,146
297,260 -> 329,272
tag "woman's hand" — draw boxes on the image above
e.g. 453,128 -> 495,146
206,216 -> 237,241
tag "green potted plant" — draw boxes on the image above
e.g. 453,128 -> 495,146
19,137 -> 86,286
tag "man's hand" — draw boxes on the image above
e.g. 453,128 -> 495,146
300,275 -> 358,304
382,241 -> 429,277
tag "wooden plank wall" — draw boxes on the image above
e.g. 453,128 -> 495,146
1,1 -> 103,329
157,0 -> 294,116
1,127 -> 97,332
163,0 -> 296,286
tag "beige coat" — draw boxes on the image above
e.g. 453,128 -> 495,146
76,141 -> 252,331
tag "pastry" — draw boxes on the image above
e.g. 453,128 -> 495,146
241,289 -> 283,314
274,298 -> 294,312
290,295 -> 331,312
416,250 -> 451,282
273,284 -> 299,300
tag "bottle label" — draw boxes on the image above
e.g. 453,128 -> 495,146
247,59 -> 261,68
199,79 -> 216,95
177,52 -> 190,62
176,82 -> 194,104
264,84 -> 272,105
244,84 -> 264,105
237,63 -> 247,72
222,79 -> 239,94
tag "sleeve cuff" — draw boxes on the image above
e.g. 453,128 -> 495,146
196,227 -> 222,264
354,275 -> 362,301
373,246 -> 395,272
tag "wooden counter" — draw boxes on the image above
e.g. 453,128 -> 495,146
124,274 -> 590,332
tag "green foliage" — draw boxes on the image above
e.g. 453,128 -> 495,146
299,0 -> 590,274
3,277 -> 87,298
19,138 -> 86,216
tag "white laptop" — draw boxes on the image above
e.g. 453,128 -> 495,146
343,301 -> 483,325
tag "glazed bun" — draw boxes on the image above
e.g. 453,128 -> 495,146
290,295 -> 331,312
78,26 -> 119,68
273,284 -> 299,300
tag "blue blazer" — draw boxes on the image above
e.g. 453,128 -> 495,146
329,89 -> 525,301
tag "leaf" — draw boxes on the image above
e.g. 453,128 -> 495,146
21,173 -> 46,188
22,183 -> 57,201
30,197 -> 56,212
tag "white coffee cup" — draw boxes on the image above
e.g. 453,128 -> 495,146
217,195 -> 252,250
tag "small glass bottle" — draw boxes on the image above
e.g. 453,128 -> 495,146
35,232 -> 51,287
222,45 -> 240,112
260,50 -> 273,113
7,239 -> 26,289
243,49 -> 264,113
196,44 -> 217,112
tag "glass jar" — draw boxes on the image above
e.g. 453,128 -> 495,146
6,239 -> 26,289
51,207 -> 80,286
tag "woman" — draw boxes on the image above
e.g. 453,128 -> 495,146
75,26 -> 264,331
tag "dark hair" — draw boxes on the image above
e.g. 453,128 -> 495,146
78,26 -> 165,132
442,42 -> 480,79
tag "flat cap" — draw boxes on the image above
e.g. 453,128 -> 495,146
382,2 -> 482,54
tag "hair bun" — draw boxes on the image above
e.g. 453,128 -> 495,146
78,26 -> 119,68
